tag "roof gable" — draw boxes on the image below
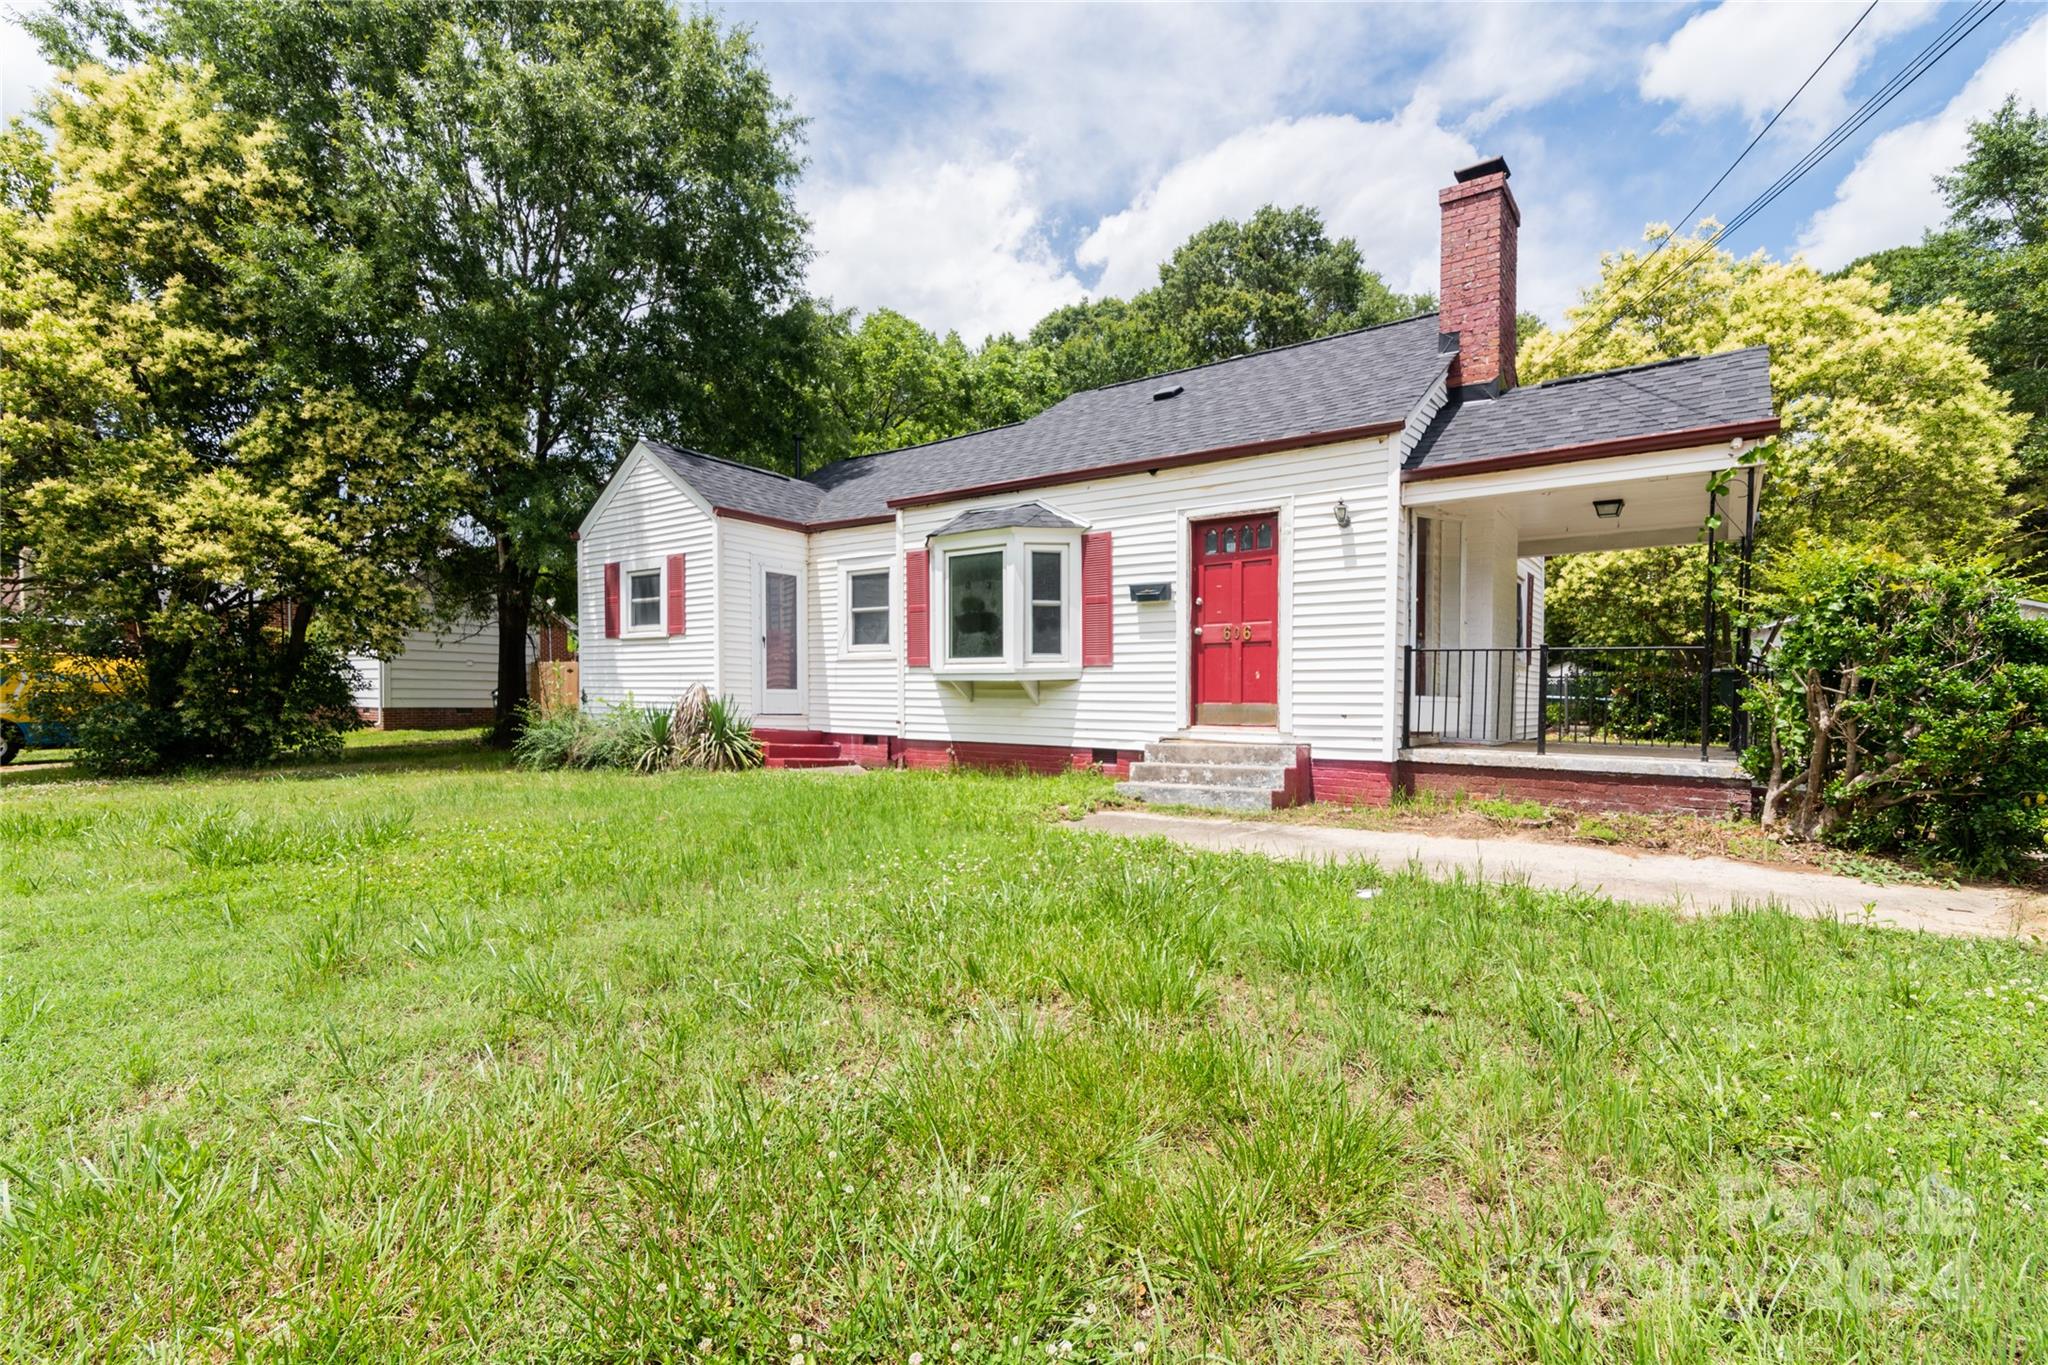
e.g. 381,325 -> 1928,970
578,441 -> 713,535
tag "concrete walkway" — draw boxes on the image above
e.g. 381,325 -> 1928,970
1078,810 -> 2048,941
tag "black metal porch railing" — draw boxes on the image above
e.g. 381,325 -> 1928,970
1401,645 -> 1752,760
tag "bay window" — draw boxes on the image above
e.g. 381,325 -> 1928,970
926,504 -> 1086,684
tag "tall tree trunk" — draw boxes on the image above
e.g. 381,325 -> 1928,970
492,547 -> 536,745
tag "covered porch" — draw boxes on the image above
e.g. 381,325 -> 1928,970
1397,439 -> 1760,783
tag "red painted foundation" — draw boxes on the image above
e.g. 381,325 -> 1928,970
753,728 -> 1753,817
892,737 -> 1140,778
1399,761 -> 1752,815
1306,759 -> 1400,805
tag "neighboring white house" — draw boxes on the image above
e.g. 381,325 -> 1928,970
575,158 -> 1778,812
348,615 -> 551,729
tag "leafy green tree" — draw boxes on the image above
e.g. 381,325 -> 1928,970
1745,541 -> 2048,875
815,308 -> 973,457
1544,547 -> 1707,648
1526,227 -> 2025,647
1528,229 -> 2022,555
1151,204 -> 1431,360
45,0 -> 816,737
0,61 -> 451,770
1027,295 -> 1191,394
1851,98 -> 2048,563
962,332 -> 1065,432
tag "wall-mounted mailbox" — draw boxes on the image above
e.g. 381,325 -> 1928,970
1128,582 -> 1172,603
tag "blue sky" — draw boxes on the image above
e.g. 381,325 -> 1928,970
4,2 -> 2043,339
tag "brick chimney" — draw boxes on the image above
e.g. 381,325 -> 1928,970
1438,155 -> 1519,396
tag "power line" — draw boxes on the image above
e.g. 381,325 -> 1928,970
1595,0 -> 1879,314
1590,0 -> 2009,335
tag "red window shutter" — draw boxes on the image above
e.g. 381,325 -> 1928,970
1082,531 -> 1113,667
603,562 -> 621,639
666,553 -> 686,636
904,548 -> 929,667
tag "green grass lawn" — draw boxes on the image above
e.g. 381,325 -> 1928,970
2,739 -> 2045,1361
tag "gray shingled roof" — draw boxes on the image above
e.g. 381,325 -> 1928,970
928,501 -> 1086,538
805,313 -> 1450,520
641,441 -> 822,523
1406,346 -> 1775,475
628,323 -> 1776,526
631,314 -> 1449,525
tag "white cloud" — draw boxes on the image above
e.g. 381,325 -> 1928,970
0,17 -> 52,120
1418,5 -> 1664,128
1640,0 -> 1941,133
1796,14 -> 2048,267
1076,105 -> 1476,303
804,155 -> 1087,341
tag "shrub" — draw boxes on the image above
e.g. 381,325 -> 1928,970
1744,542 -> 2048,875
39,642 -> 354,776
682,692 -> 763,772
512,688 -> 762,774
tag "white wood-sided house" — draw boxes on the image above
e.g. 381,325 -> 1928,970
575,158 -> 1780,812
348,613 -> 573,730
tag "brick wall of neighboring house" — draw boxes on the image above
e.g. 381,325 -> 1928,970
357,706 -> 495,731
533,618 -> 577,661
1400,761 -> 1753,816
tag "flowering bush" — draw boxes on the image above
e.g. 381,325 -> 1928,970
1745,543 -> 2048,875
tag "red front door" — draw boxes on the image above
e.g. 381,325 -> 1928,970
1192,513 -> 1279,726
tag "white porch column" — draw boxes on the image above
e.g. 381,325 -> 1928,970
1460,503 -> 1522,741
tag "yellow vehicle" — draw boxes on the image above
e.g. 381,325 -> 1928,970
0,650 -> 134,763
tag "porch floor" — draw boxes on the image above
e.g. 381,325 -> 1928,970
1400,740 -> 1745,781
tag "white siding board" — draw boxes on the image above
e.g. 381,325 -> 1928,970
717,517 -> 808,719
578,454 -> 718,707
808,524 -> 901,734
383,618 -> 505,709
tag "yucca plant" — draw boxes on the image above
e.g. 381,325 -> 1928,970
511,691 -> 759,773
687,692 -> 762,771
626,705 -> 678,773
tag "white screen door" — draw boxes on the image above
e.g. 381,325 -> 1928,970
758,565 -> 803,714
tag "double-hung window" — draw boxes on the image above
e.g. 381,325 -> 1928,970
626,566 -> 663,633
1027,547 -> 1067,658
846,567 -> 891,651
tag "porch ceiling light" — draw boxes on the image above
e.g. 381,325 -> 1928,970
1593,498 -> 1625,519
1333,499 -> 1351,528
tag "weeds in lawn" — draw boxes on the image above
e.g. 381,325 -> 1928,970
168,805 -> 413,868
286,879 -> 370,984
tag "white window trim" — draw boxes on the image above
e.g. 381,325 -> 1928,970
1024,540 -> 1073,662
621,558 -> 666,638
840,559 -> 894,659
930,527 -> 1083,680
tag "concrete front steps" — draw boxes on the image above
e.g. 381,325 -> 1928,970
1113,737 -> 1308,812
755,728 -> 848,769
